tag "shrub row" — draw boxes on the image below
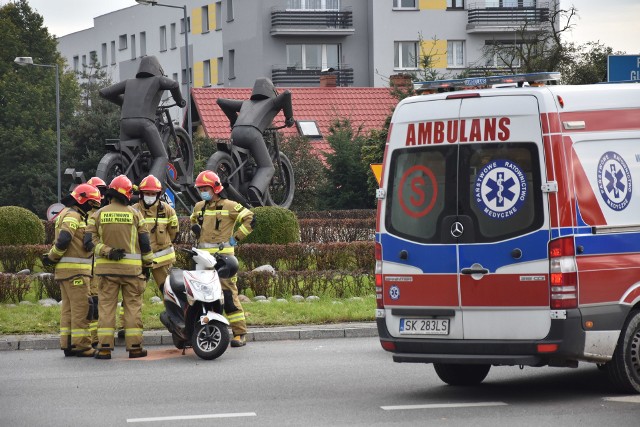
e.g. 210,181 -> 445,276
0,273 -> 32,303
0,244 -> 51,273
295,210 -> 375,220
237,270 -> 374,298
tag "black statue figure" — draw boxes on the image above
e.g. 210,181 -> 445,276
99,56 -> 186,184
216,78 -> 295,204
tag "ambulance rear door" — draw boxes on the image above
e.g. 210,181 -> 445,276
455,94 -> 551,340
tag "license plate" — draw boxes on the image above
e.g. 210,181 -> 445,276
400,318 -> 450,335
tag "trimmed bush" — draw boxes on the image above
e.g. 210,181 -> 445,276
0,244 -> 48,273
243,206 -> 300,244
0,206 -> 45,246
0,273 -> 31,303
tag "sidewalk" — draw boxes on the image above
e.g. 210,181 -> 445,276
0,322 -> 378,351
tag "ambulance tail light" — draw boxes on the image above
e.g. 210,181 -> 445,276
548,237 -> 578,309
375,242 -> 384,309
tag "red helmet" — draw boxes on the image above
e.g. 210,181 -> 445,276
109,175 -> 133,200
86,177 -> 107,189
195,170 -> 223,194
71,184 -> 102,206
139,175 -> 162,193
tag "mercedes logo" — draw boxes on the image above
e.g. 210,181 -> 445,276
451,221 -> 464,238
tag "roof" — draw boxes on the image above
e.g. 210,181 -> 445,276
191,87 -> 397,155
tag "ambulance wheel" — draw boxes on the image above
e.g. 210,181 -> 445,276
171,333 -> 186,350
606,309 -> 640,393
192,321 -> 229,360
433,363 -> 491,386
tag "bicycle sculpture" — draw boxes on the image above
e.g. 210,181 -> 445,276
213,77 -> 296,209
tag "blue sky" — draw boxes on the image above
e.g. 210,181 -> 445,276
7,0 -> 639,54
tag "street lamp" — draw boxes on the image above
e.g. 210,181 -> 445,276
14,56 -> 61,203
136,0 -> 192,141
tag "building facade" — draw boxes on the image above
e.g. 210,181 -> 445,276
58,0 -> 557,93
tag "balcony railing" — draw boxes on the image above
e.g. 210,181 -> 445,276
271,65 -> 354,87
270,7 -> 354,36
467,2 -> 551,32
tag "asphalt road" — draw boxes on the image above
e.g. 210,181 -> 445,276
1,337 -> 639,426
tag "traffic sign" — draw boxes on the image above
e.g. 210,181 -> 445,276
607,55 -> 640,82
46,202 -> 65,221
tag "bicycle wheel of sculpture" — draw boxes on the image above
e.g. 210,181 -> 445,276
206,151 -> 240,190
264,153 -> 295,209
95,152 -> 131,184
164,126 -> 194,191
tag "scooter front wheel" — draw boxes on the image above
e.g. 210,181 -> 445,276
192,320 -> 229,360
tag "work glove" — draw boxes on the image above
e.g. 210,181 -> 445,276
178,99 -> 187,108
143,267 -> 152,282
190,224 -> 201,239
107,248 -> 126,261
285,117 -> 296,128
229,236 -> 238,247
41,254 -> 57,267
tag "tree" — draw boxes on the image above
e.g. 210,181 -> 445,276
561,42 -> 623,84
0,0 -> 80,216
321,119 -> 374,210
279,134 -> 327,211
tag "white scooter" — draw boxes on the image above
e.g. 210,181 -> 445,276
160,248 -> 238,360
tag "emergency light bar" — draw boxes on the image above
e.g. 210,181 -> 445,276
414,72 -> 561,93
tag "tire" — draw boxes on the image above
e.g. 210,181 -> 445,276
207,151 -> 240,189
605,309 -> 640,393
191,320 -> 229,360
433,363 -> 491,386
264,153 -> 295,209
172,333 -> 186,350
96,152 -> 131,184
164,126 -> 194,190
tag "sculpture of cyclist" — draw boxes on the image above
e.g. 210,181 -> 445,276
216,77 -> 295,205
99,56 -> 187,184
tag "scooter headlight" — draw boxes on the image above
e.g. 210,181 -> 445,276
188,280 -> 215,301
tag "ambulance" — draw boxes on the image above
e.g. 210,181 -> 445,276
374,73 -> 640,393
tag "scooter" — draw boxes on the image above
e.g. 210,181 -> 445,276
159,248 -> 238,360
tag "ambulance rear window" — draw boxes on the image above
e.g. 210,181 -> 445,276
386,143 -> 543,244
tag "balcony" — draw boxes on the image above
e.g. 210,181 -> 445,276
466,2 -> 551,33
271,65 -> 354,87
270,7 -> 354,37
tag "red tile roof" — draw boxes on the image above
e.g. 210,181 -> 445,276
191,87 -> 397,156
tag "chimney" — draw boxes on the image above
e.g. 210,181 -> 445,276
320,69 -> 337,87
390,73 -> 413,90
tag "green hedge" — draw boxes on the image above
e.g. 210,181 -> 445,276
0,206 -> 45,246
243,206 -> 300,244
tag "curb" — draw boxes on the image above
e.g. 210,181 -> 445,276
0,322 -> 378,351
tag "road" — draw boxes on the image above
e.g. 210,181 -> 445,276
0,337 -> 639,426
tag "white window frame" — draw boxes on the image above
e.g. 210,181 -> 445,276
139,32 -> 146,57
447,40 -> 465,68
203,60 -> 211,86
110,41 -> 116,65
170,23 -> 177,49
286,44 -> 340,70
227,0 -> 234,22
101,43 -> 107,67
286,0 -> 340,10
447,0 -> 464,8
485,43 -> 522,68
217,56 -> 224,84
160,26 -> 167,52
394,41 -> 418,70
393,0 -> 418,10
118,34 -> 127,50
202,5 -> 210,32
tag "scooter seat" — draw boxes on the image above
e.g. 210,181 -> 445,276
169,269 -> 186,295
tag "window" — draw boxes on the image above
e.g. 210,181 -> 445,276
228,49 -> 235,79
394,41 -> 418,69
202,6 -> 209,32
203,60 -> 211,86
182,67 -> 192,85
447,0 -> 464,7
130,34 -> 136,59
486,0 -> 535,7
215,2 -> 222,29
140,32 -> 146,57
180,17 -> 190,34
73,56 -> 79,72
447,40 -> 464,67
217,56 -> 224,83
393,0 -> 417,9
172,72 -> 178,82
286,0 -> 340,9
82,54 -> 87,67
286,44 -> 339,69
119,34 -> 127,50
170,23 -> 177,49
485,42 -> 521,68
110,41 -> 116,65
101,43 -> 107,67
227,0 -> 234,21
160,26 -> 167,51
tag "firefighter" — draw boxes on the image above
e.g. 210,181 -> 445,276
42,183 -> 102,357
134,174 -> 179,293
190,170 -> 255,347
85,175 -> 154,359
85,176 -> 108,347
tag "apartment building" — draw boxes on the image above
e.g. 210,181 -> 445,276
57,0 -> 557,92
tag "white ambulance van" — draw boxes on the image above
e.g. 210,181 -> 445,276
375,73 -> 640,393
